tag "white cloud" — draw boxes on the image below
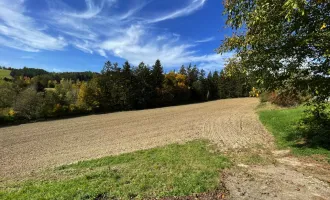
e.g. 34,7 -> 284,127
146,0 -> 207,23
0,0 -> 232,71
65,0 -> 107,19
0,0 -> 67,52
99,24 -> 231,70
97,49 -> 107,58
195,37 -> 215,43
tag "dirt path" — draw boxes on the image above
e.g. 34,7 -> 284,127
0,98 -> 272,179
1,98 -> 329,199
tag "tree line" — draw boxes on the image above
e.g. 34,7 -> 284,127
0,59 -> 252,125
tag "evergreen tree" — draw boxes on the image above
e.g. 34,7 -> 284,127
151,59 -> 164,89
211,71 -> 220,99
179,65 -> 187,75
122,61 -> 134,109
134,62 -> 153,108
122,61 -> 131,76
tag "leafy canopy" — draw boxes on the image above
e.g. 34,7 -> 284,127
219,0 -> 330,101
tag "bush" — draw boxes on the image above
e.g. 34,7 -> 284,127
298,102 -> 330,149
0,108 -> 15,124
249,87 -> 260,97
0,80 -> 16,108
265,90 -> 307,107
259,92 -> 270,103
14,87 -> 45,120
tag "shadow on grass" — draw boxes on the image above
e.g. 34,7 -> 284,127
285,119 -> 330,151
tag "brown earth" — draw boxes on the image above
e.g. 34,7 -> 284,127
1,98 -> 329,199
0,98 -> 272,179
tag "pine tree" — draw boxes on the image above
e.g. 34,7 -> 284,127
134,62 -> 153,108
179,65 -> 187,75
151,59 -> 164,89
122,61 -> 131,76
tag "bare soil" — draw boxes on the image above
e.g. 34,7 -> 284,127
224,162 -> 330,200
1,98 -> 329,199
0,98 -> 272,179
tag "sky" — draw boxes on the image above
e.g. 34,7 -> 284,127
0,0 -> 234,72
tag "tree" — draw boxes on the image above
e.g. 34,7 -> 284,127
10,67 -> 48,78
217,57 -> 251,99
211,71 -> 220,99
121,61 -> 134,109
151,59 -> 164,89
133,62 -> 153,108
187,64 -> 199,87
218,0 -> 330,102
219,0 -> 330,142
14,87 -> 44,120
179,65 -> 187,76
0,80 -> 16,108
98,61 -> 126,111
77,79 -> 100,111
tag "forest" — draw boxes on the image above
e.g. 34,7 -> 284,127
0,58 -> 252,125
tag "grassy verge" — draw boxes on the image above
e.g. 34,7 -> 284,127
259,106 -> 330,160
0,69 -> 12,79
0,141 -> 230,200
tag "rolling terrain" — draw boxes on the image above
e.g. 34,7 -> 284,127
0,98 -> 272,178
1,98 -> 329,199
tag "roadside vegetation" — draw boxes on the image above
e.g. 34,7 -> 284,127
0,141 -> 230,200
259,105 -> 330,161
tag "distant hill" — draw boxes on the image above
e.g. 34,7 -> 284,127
0,69 -> 12,80
4,67 -> 98,82
10,67 -> 49,78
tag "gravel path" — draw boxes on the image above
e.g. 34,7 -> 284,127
0,98 -> 272,179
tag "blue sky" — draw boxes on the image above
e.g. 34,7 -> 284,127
0,0 -> 234,72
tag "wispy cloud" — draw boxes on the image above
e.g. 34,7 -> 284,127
0,0 -> 67,52
0,0 -> 231,71
146,0 -> 207,23
21,55 -> 34,59
195,37 -> 215,43
100,24 -> 231,69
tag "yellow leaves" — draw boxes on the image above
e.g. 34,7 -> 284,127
8,108 -> 15,117
249,87 -> 260,97
316,0 -> 326,4
320,23 -> 327,30
175,73 -> 187,83
177,82 -> 186,89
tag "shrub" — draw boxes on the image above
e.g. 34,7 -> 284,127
0,108 -> 15,124
259,92 -> 270,103
298,102 -> 330,149
14,87 -> 45,120
265,90 -> 308,107
0,80 -> 16,108
249,87 -> 260,97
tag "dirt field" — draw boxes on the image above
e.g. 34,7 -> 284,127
1,98 -> 329,199
0,98 -> 271,178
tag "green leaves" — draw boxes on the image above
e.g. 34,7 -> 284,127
283,0 -> 307,21
219,0 -> 330,101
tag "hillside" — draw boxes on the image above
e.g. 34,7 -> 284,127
0,69 -> 12,79
1,98 -> 329,199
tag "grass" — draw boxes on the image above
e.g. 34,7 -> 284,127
0,69 -> 12,79
259,106 -> 330,160
0,140 -> 230,200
